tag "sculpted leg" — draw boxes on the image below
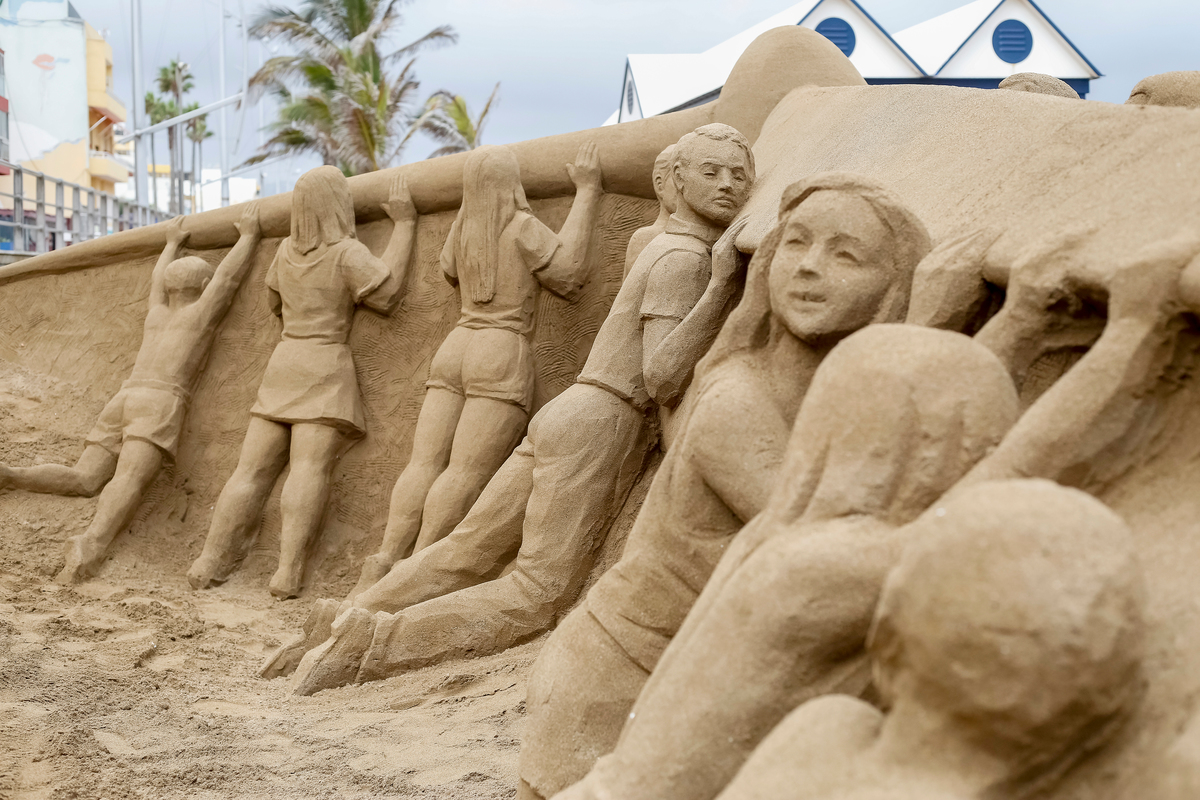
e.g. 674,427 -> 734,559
351,387 -> 464,598
56,440 -> 164,584
0,444 -> 117,497
188,417 -> 290,589
411,396 -> 527,552
270,422 -> 348,599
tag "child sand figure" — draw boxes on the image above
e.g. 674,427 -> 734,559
0,204 -> 263,584
717,479 -> 1145,800
187,166 -> 417,598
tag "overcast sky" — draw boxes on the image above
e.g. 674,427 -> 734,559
68,0 -> 1200,194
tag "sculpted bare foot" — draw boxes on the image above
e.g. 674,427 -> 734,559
260,598 -> 339,679
292,608 -> 376,696
186,554 -> 227,590
346,553 -> 392,602
55,535 -> 107,585
269,560 -> 305,599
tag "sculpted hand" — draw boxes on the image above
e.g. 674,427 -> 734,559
383,175 -> 417,222
711,217 -> 750,286
567,142 -> 603,194
1108,233 -> 1200,326
1001,223 -> 1097,326
235,201 -> 262,239
166,215 -> 190,248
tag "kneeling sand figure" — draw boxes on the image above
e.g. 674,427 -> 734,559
275,123 -> 756,691
519,173 -> 932,799
717,479 -> 1145,800
0,205 -> 263,583
554,231 -> 1199,800
188,167 -> 417,598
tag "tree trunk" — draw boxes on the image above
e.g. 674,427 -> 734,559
150,134 -> 159,212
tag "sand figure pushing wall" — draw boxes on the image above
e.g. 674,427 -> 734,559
518,173 -> 933,800
348,144 -> 603,599
187,167 -> 417,599
554,233 -> 1200,800
0,205 -> 263,584
271,122 -> 756,692
716,479 -> 1145,800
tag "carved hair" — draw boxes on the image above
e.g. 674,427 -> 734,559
291,165 -> 356,255
163,255 -> 215,293
673,123 -> 756,184
764,324 -> 1018,525
653,144 -> 677,209
695,173 -> 931,384
447,145 -> 533,304
869,479 -> 1145,799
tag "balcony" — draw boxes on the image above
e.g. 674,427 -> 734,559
88,89 -> 126,124
88,150 -> 131,183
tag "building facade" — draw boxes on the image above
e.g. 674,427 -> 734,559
608,0 -> 1100,124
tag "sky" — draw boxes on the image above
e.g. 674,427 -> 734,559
64,0 -> 1200,195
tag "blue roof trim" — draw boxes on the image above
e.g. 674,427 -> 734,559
797,0 -> 929,77
934,0 -> 1005,75
1024,0 -> 1102,76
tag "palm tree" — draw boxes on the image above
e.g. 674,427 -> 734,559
144,92 -> 171,212
418,83 -> 500,158
156,60 -> 194,213
244,0 -> 457,175
185,104 -> 211,212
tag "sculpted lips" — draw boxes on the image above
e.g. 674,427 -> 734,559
792,290 -> 826,303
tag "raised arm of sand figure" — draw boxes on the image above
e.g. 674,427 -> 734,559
904,228 -> 1000,332
149,216 -> 191,307
195,202 -> 262,329
644,218 -> 748,407
531,142 -> 604,300
964,232 -> 1200,488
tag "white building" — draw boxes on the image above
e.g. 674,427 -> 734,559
608,0 -> 1100,124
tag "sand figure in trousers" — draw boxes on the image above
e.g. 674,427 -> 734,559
271,122 -> 756,692
348,144 -> 603,600
518,173 -> 933,800
717,480 -> 1145,800
553,232 -> 1199,800
0,205 -> 263,584
187,167 -> 417,598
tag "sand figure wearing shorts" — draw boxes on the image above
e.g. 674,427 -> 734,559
0,204 -> 263,584
348,143 -> 604,598
187,166 -> 417,599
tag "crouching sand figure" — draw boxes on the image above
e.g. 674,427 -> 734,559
518,173 -> 932,800
273,122 -> 756,692
0,205 -> 262,584
553,230 -> 1199,800
187,166 -> 417,598
717,479 -> 1145,800
349,143 -> 603,598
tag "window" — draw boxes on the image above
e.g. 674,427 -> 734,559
993,19 -> 1033,64
0,110 -> 8,161
626,81 -> 635,115
815,18 -> 856,58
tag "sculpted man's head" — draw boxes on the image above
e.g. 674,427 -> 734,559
292,165 -> 356,255
767,174 -> 931,344
163,255 -> 215,302
998,73 -> 1080,99
1126,71 -> 1200,108
653,144 -> 678,215
672,123 -> 754,226
870,479 -> 1146,794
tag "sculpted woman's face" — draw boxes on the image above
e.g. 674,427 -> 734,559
769,191 -> 895,343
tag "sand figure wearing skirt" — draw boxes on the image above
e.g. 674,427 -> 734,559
187,166 -> 417,598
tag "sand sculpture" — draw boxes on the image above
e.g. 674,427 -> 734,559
518,172 -> 932,800
187,168 -> 417,598
0,205 -> 262,583
8,22 -> 1200,800
347,144 -> 603,600
998,72 -> 1081,99
1126,71 -> 1200,107
550,235 -> 1200,800
716,479 -> 1145,800
273,122 -> 757,693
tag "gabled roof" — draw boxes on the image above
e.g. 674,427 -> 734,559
894,0 -> 1100,78
616,0 -> 926,121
